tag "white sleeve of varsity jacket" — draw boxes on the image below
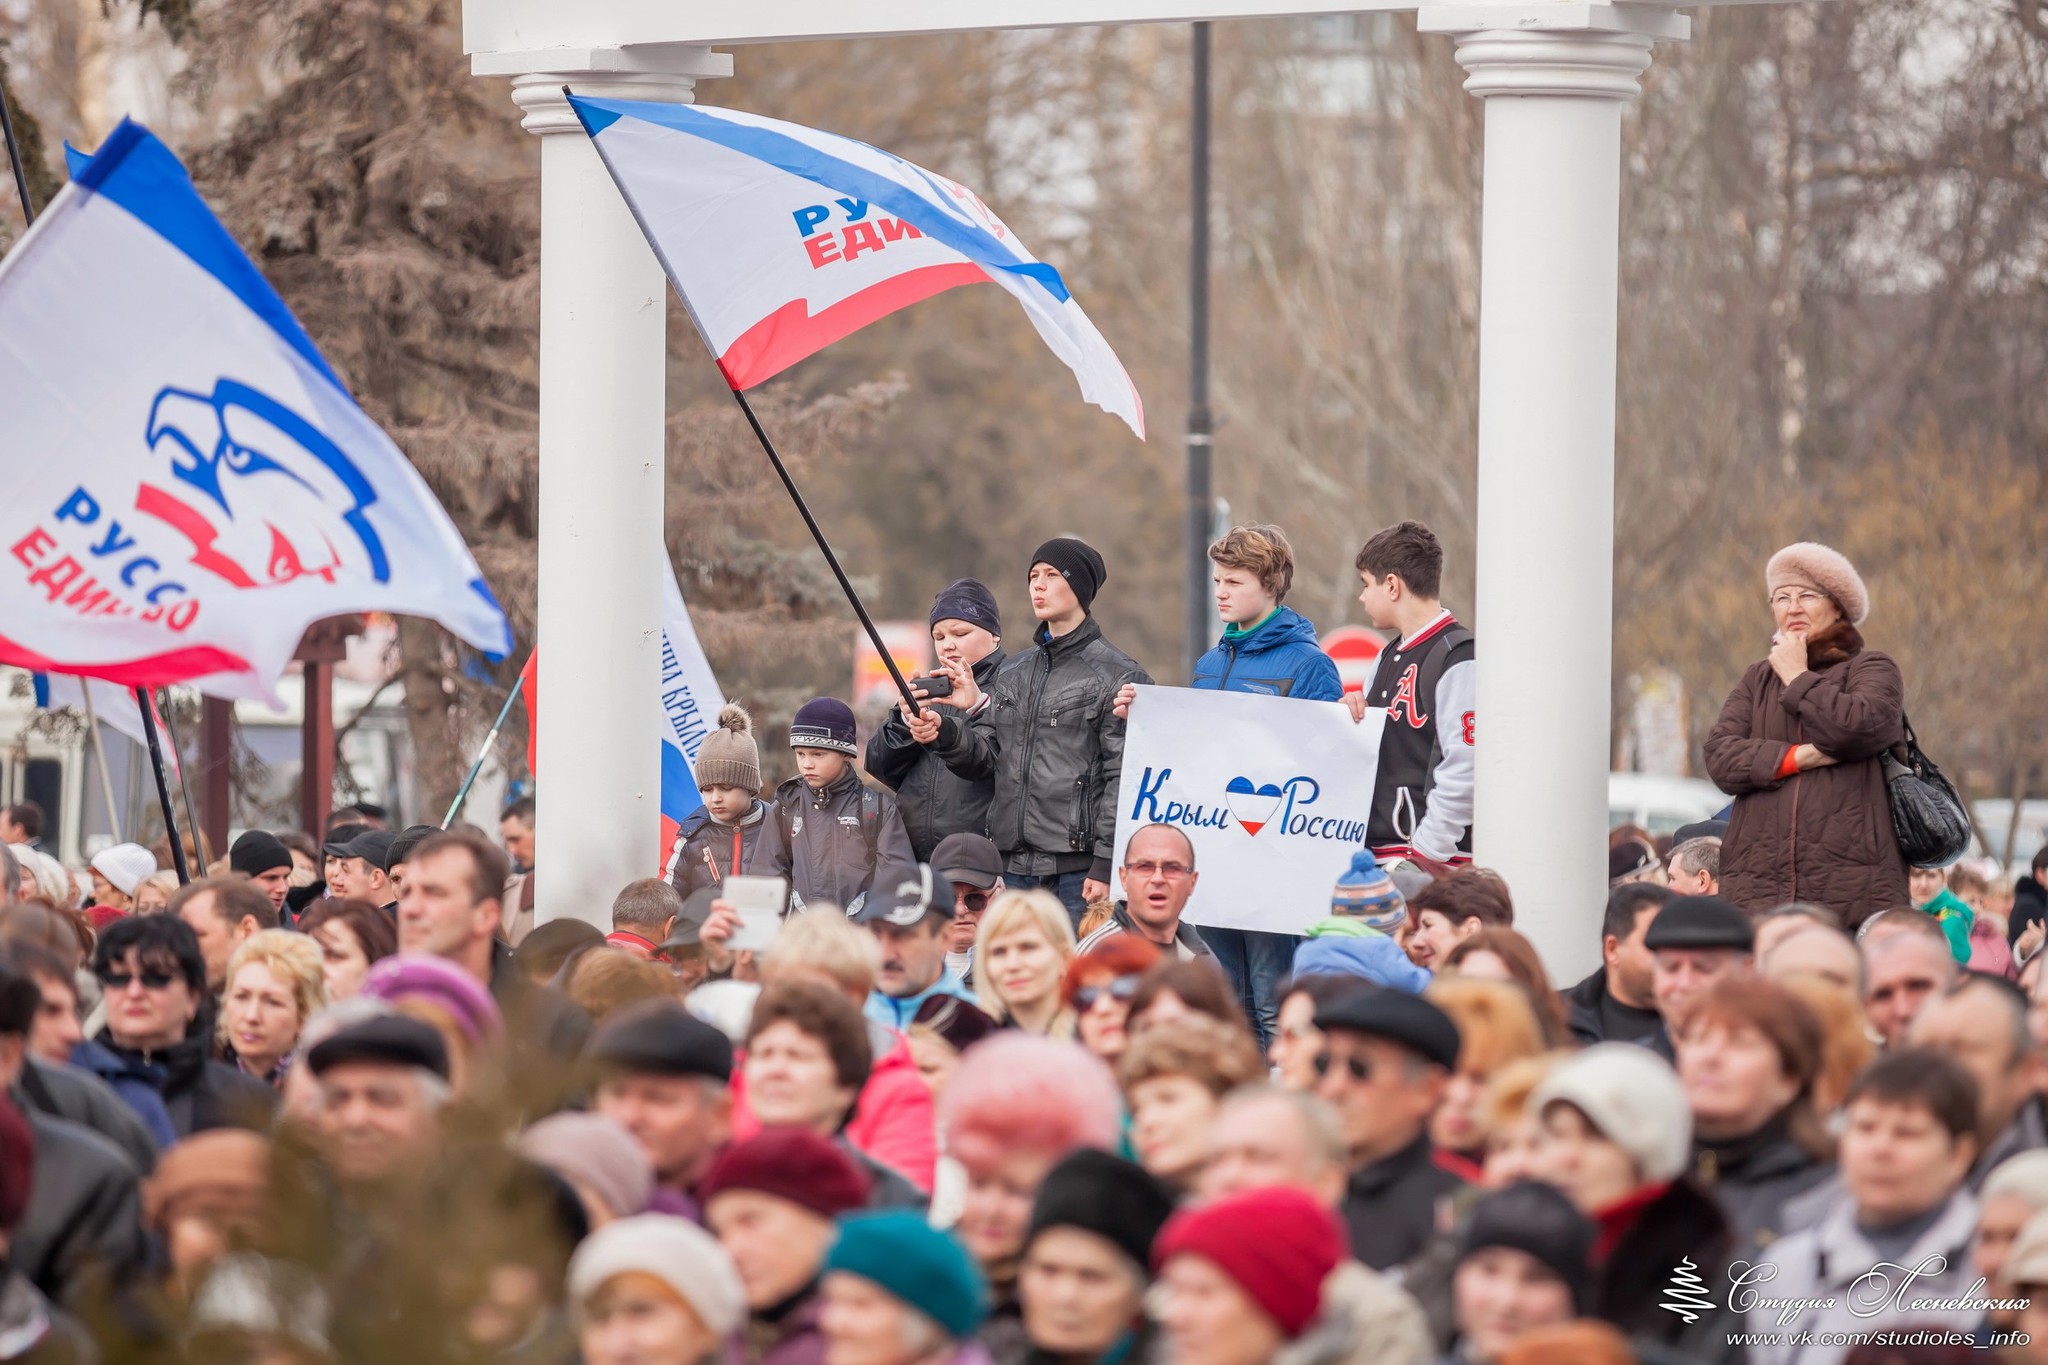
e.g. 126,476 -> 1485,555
1411,656 -> 1476,862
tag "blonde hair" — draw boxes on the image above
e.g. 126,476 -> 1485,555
134,870 -> 181,913
762,908 -> 882,996
1483,1051 -> 1570,1135
1208,524 -> 1295,602
974,889 -> 1076,1023
1778,972 -> 1876,1117
217,929 -> 326,1046
1117,1014 -> 1265,1097
1425,977 -> 1545,1078
566,947 -> 675,1024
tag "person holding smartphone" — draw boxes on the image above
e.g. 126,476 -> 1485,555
866,580 -> 1006,863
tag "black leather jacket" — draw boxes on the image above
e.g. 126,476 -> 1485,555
865,648 -> 1007,862
935,617 -> 1150,882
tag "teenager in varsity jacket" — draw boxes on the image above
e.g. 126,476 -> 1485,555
1348,521 -> 1476,869
664,704 -> 792,902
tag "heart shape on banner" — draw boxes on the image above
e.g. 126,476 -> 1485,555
1225,776 -> 1285,836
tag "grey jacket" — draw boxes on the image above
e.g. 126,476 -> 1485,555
935,617 -> 1150,882
14,1111 -> 142,1308
773,770 -> 917,921
1747,1186 -> 1981,1365
1277,1260 -> 1434,1365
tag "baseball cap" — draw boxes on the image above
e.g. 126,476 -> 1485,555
323,829 -> 396,870
859,865 -> 951,928
931,833 -> 1001,890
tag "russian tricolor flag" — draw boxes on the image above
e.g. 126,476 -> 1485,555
568,93 -> 1145,439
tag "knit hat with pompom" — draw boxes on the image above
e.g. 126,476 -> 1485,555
695,704 -> 762,794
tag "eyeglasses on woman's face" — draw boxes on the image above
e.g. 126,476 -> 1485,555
1072,975 -> 1142,1012
1768,590 -> 1828,612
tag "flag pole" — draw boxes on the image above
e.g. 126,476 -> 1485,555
77,687 -> 123,842
134,689 -> 190,884
153,691 -> 210,868
442,662 -> 531,829
726,388 -> 925,717
4,85 -> 191,879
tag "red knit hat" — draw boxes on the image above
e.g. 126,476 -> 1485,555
1153,1188 -> 1344,1339
0,1099 -> 33,1231
698,1126 -> 870,1219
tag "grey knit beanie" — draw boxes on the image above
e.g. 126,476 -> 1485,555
695,705 -> 762,794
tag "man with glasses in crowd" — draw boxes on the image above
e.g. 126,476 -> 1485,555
1311,985 -> 1468,1272
931,834 -> 1003,986
1077,824 -> 1215,963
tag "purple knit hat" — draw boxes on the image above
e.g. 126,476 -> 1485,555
359,952 -> 503,1046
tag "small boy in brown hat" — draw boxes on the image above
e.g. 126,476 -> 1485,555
664,705 -> 792,903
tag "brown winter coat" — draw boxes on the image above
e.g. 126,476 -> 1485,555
1704,622 -> 1909,928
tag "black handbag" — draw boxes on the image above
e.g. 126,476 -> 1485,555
1880,716 -> 1971,869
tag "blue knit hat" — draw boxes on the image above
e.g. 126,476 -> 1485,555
1331,849 -> 1406,934
824,1211 -> 989,1340
790,697 -> 858,757
930,578 -> 1001,637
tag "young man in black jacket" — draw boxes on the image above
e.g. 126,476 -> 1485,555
866,579 -> 1005,863
917,539 -> 1151,926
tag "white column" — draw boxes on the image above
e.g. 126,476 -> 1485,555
507,69 -> 710,926
1417,10 -> 1683,979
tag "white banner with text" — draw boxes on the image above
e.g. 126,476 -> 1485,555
1114,686 -> 1387,935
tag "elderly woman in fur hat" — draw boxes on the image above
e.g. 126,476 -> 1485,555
1703,542 -> 1908,930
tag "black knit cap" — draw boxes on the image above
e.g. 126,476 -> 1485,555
1027,1148 -> 1177,1273
588,998 -> 735,1083
385,824 -> 441,872
308,1015 -> 451,1081
1030,538 -> 1107,611
790,697 -> 858,757
229,830 -> 293,878
1460,1180 -> 1596,1313
1313,984 -> 1461,1070
930,579 -> 1001,637
1643,894 -> 1754,952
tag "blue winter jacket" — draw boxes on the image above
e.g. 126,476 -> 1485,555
1192,606 -> 1343,700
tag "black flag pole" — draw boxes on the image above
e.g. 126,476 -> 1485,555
153,692 -> 210,870
3,89 -> 193,882
135,690 -> 191,884
727,388 -> 926,717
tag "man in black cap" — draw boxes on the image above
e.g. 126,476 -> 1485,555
1645,894 -> 1755,1036
922,538 -> 1152,926
1311,985 -> 1469,1272
306,1015 -> 451,1191
228,831 -> 295,915
382,823 -> 439,900
325,828 -> 397,909
931,833 -> 1002,984
868,579 -> 1007,863
1562,882 -> 1673,1049
588,998 -> 735,1223
858,866 -> 978,1031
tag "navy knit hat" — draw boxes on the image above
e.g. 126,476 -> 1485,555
790,697 -> 858,757
229,831 -> 293,879
930,579 -> 1001,637
1460,1180 -> 1596,1313
1030,538 -> 1107,611
825,1211 -> 989,1340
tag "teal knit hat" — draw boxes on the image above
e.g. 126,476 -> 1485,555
824,1211 -> 989,1340
1332,849 -> 1406,934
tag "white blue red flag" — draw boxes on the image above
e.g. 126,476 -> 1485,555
0,119 -> 512,704
568,93 -> 1146,439
520,551 -> 726,860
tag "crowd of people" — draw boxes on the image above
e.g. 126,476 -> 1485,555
0,524 -> 2043,1365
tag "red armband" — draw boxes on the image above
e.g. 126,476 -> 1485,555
1775,746 -> 1801,780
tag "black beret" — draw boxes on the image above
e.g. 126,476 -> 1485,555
308,1015 -> 451,1081
1642,895 -> 1754,952
1027,1148 -> 1178,1272
1671,819 -> 1729,845
1313,985 -> 1460,1070
587,998 -> 734,1083
911,993 -> 998,1055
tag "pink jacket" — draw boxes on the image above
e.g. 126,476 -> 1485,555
729,1026 -> 937,1193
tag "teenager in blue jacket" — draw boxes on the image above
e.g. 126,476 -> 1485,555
1115,525 -> 1342,1044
